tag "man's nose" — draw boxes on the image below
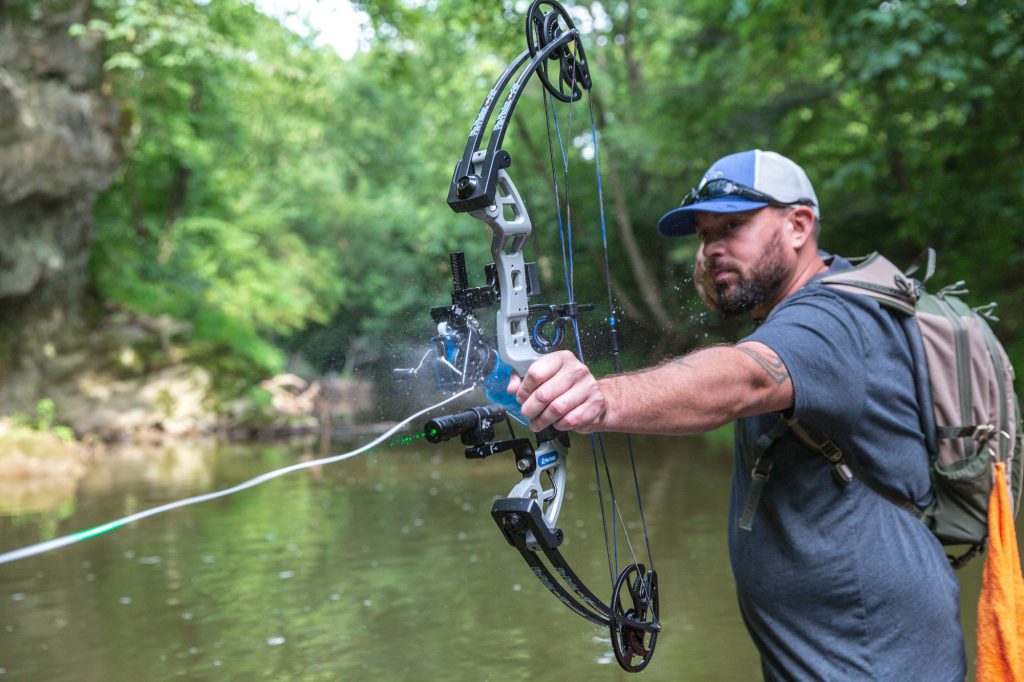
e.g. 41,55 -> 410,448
701,238 -> 726,260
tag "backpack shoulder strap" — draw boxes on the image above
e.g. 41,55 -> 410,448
818,252 -> 918,315
789,421 -> 926,521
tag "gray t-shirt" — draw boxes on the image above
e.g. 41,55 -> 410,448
729,257 -> 966,681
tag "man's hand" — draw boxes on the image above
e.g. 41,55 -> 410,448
506,350 -> 607,433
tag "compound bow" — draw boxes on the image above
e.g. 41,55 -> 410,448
397,1 -> 659,672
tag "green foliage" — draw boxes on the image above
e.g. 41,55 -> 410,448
73,0 -> 1023,396
83,0 -> 349,385
11,399 -> 77,442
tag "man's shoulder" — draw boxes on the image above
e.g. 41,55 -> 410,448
771,266 -> 864,319
762,257 -> 910,359
757,256 -> 895,348
779,254 -> 882,314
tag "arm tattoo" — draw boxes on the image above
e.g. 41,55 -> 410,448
736,346 -> 789,385
672,357 -> 695,368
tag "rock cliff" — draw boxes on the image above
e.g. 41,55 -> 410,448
0,1 -> 124,413
0,4 -> 373,441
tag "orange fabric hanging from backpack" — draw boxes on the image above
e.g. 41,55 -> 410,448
976,462 -> 1024,681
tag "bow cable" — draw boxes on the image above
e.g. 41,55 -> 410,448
540,54 -> 618,584
540,52 -> 616,586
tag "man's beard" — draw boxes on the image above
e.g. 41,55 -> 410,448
714,233 -> 789,316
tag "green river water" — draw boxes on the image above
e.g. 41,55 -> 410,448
0,431 -> 991,681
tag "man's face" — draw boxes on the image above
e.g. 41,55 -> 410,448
694,207 -> 794,317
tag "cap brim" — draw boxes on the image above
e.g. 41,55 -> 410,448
657,197 -> 770,236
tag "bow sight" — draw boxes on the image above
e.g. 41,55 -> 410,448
399,0 -> 660,672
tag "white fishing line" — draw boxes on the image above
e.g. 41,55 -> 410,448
0,387 -> 476,565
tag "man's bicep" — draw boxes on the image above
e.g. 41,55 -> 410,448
734,342 -> 794,414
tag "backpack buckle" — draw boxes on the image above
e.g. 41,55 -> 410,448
751,456 -> 772,481
972,424 -> 996,443
818,439 -> 843,463
894,275 -> 921,303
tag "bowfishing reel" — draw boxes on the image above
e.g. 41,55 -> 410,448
394,251 -> 593,394
427,251 -> 504,390
392,251 -> 501,389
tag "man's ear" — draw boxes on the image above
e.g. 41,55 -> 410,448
694,246 -> 718,311
788,206 -> 817,249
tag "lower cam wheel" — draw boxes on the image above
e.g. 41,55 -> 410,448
610,563 -> 660,672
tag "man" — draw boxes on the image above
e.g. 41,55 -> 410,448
508,150 -> 966,680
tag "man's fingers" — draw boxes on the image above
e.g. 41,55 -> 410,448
519,363 -> 604,433
515,350 -> 575,404
519,355 -> 590,422
506,350 -> 606,433
534,380 -> 605,433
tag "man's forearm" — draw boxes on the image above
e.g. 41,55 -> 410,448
597,344 -> 792,435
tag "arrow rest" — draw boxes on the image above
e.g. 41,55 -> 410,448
529,301 -> 596,352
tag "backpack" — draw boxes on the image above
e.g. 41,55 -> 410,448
802,250 -> 1022,567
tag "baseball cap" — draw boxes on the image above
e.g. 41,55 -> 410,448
657,149 -> 820,236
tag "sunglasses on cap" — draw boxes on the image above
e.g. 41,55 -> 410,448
680,178 -> 817,209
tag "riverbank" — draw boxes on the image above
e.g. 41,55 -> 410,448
0,359 -> 382,520
0,419 -> 88,516
0,414 -> 400,521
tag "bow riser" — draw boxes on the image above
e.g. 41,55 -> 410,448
504,442 -> 567,532
471,162 -> 536,378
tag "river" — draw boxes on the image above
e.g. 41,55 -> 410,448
0,431 -> 993,680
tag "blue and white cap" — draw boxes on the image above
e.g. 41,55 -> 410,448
657,149 -> 819,237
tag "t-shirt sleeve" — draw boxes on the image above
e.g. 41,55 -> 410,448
743,289 -> 868,439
